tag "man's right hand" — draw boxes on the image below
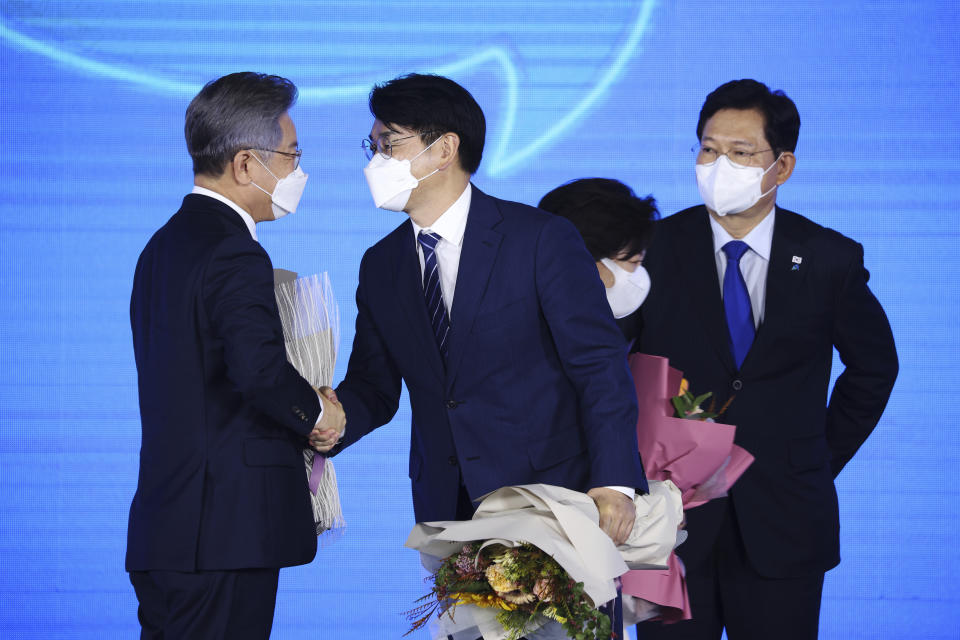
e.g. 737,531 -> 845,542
309,386 -> 345,453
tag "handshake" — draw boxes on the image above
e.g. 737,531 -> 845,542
308,386 -> 346,453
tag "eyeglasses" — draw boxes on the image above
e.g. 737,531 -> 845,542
362,130 -> 438,160
251,148 -> 302,170
692,143 -> 773,167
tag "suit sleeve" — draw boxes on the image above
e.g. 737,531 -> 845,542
331,251 -> 403,453
204,235 -> 320,437
826,242 -> 898,476
534,216 -> 647,492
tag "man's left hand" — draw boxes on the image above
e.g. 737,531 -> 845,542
587,487 -> 636,545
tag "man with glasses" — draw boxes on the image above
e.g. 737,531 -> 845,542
126,72 -> 345,639
319,74 -> 646,613
634,79 -> 898,640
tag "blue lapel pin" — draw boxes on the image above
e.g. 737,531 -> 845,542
791,255 -> 802,272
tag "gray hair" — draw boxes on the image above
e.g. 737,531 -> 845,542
185,72 -> 298,176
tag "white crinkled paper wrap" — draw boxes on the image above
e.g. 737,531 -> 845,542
274,269 -> 344,538
406,481 -> 684,640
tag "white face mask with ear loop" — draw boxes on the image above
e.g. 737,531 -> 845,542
601,258 -> 651,318
363,136 -> 442,212
249,152 -> 309,220
695,152 -> 782,216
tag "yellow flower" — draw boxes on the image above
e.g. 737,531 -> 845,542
453,592 -> 517,611
678,378 -> 689,396
485,564 -> 520,594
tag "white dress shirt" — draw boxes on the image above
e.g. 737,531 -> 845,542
411,184 -> 633,499
710,209 -> 776,328
410,184 -> 472,313
191,185 -> 258,242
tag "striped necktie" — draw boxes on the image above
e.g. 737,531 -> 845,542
417,231 -> 451,359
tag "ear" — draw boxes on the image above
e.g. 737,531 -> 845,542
231,149 -> 256,185
775,151 -> 796,185
435,132 -> 461,171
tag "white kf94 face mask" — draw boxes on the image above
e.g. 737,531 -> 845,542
695,153 -> 781,216
250,153 -> 309,220
363,137 -> 440,212
601,258 -> 651,319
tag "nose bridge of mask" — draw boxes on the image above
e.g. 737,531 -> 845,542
602,258 -> 640,285
601,258 -> 650,318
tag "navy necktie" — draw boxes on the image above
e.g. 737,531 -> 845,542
417,231 -> 451,359
722,240 -> 755,369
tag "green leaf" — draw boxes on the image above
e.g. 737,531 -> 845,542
692,392 -> 712,407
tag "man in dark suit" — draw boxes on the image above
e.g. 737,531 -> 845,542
319,74 -> 646,551
635,80 -> 898,640
126,72 -> 345,639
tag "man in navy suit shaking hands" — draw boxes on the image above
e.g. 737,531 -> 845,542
127,72 -> 346,640
319,74 -> 647,546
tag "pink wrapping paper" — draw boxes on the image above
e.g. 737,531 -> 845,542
622,353 -> 755,622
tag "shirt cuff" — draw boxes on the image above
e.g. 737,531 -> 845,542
605,485 -> 636,499
313,390 -> 324,428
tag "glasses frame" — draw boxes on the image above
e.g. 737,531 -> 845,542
362,130 -> 439,160
691,142 -> 774,167
251,147 -> 302,170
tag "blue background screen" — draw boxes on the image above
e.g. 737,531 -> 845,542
1,2 -> 957,638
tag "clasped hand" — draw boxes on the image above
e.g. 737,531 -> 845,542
308,386 -> 345,453
587,487 -> 637,546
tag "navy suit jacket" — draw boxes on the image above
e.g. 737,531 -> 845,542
334,187 -> 647,522
637,205 -> 898,578
126,194 -> 321,572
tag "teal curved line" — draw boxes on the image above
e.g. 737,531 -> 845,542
300,46 -> 518,167
0,21 -> 200,96
433,47 -> 518,178
485,0 -> 656,175
0,1 -> 652,176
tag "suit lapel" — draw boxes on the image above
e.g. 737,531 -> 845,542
445,188 -> 503,389
392,222 -> 446,381
671,208 -> 737,373
744,208 -> 809,369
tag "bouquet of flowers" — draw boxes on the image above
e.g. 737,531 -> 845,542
406,482 -> 684,640
273,269 -> 344,539
620,353 -> 755,623
407,541 -> 611,640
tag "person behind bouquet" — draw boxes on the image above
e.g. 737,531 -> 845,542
634,79 -> 898,640
538,178 -> 659,347
318,73 -> 647,549
126,72 -> 346,640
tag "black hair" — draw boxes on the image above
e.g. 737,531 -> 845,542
369,73 -> 486,174
696,79 -> 800,156
185,72 -> 298,176
538,178 -> 659,261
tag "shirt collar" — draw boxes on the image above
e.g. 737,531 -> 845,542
411,183 -> 472,247
191,185 -> 258,242
709,207 -> 776,261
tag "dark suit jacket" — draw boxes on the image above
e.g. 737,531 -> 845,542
334,187 -> 647,522
126,193 -> 321,572
636,205 -> 898,578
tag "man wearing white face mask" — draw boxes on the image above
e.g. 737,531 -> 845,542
635,80 -> 898,640
325,75 -> 647,575
127,72 -> 345,640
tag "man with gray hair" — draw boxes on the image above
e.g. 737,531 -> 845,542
126,72 -> 345,639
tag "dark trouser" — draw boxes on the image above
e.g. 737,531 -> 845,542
129,568 -> 280,640
637,504 -> 824,640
